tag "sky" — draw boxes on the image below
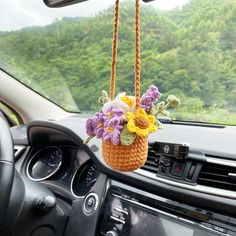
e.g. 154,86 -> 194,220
0,0 -> 189,32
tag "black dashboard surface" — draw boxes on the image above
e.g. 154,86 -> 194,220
55,115 -> 236,160
11,114 -> 236,217
12,114 -> 236,159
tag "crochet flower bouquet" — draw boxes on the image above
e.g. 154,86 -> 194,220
85,86 -> 180,171
85,0 -> 180,172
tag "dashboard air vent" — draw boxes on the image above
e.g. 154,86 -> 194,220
141,144 -> 159,174
198,160 -> 236,191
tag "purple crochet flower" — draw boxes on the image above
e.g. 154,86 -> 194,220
86,117 -> 96,137
86,112 -> 105,138
140,85 -> 161,112
103,117 -> 123,145
104,106 -> 125,122
94,112 -> 105,138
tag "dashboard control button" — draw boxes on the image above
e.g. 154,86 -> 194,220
87,196 -> 95,207
83,193 -> 99,215
33,195 -> 56,212
187,164 -> 196,179
159,156 -> 171,167
44,196 -> 56,208
105,231 -> 118,236
171,161 -> 185,177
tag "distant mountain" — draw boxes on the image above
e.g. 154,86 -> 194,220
0,0 -> 236,122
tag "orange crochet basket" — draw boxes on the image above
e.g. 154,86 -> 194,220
102,136 -> 148,172
102,0 -> 148,172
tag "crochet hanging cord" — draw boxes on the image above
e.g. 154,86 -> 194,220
102,0 -> 149,172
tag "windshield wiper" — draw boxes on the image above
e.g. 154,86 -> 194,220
158,117 -> 225,128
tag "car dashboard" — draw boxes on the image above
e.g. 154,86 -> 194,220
11,115 -> 236,236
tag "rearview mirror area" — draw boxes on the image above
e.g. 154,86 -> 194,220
43,0 -> 156,8
43,0 -> 88,8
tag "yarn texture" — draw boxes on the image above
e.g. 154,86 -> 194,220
102,136 -> 148,172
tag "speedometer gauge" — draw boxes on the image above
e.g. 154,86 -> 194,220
71,160 -> 99,197
27,146 -> 63,181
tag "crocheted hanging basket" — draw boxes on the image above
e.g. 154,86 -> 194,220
102,136 -> 148,172
85,0 -> 179,172
101,0 -> 149,172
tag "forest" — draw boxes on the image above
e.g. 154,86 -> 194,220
0,0 -> 236,124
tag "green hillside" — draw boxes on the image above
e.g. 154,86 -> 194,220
1,0 -> 236,124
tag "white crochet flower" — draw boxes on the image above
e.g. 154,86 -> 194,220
102,92 -> 136,114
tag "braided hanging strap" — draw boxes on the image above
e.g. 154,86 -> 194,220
110,0 -> 119,100
135,0 -> 141,110
110,0 -> 141,108
103,0 -> 147,172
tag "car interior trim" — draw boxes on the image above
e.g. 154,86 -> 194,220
70,169 -> 85,199
135,155 -> 236,200
14,145 -> 26,159
112,193 -> 230,236
206,156 -> 236,167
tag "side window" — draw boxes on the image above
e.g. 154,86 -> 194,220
0,101 -> 21,127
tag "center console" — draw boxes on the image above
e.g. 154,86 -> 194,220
97,182 -> 236,236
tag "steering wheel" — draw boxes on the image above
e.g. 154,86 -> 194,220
0,116 -> 14,225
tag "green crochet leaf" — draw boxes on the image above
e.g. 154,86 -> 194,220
98,90 -> 110,105
150,101 -> 165,116
120,125 -> 136,146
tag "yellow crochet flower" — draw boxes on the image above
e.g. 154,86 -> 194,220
120,96 -> 134,108
127,108 -> 157,137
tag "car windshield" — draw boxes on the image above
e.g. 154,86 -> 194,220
0,0 -> 236,125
